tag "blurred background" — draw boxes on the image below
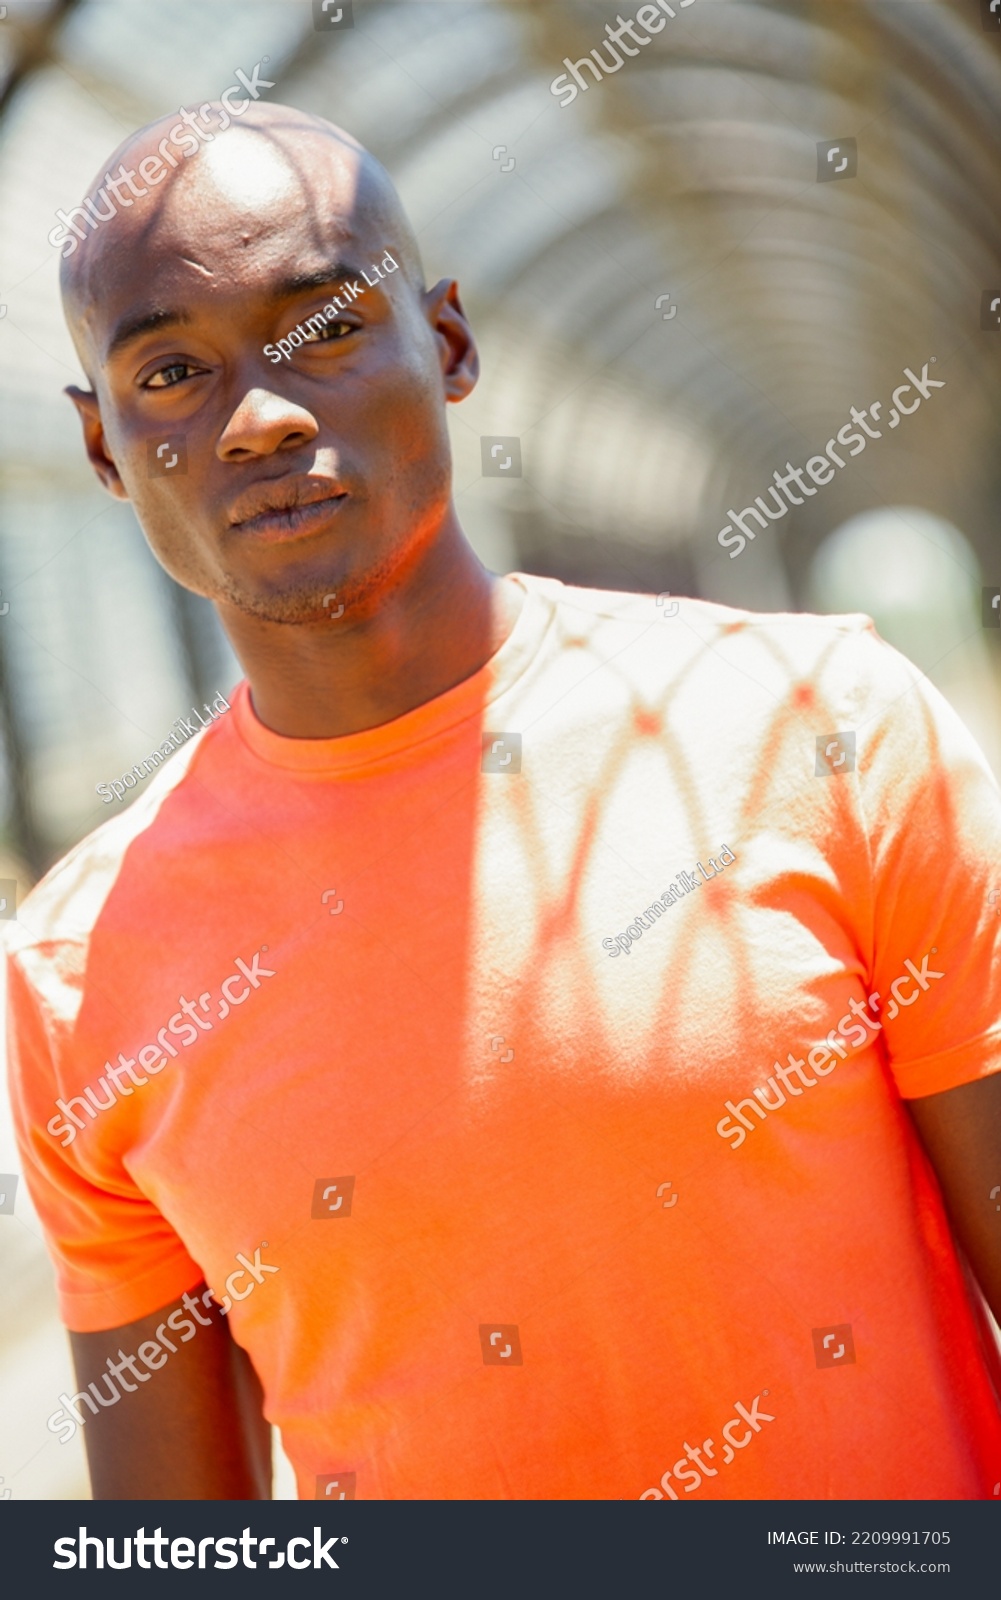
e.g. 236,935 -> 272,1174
0,0 -> 999,1498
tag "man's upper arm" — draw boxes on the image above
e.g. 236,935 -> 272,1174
842,630 -> 1001,1318
68,1283 -> 271,1499
907,1073 -> 1001,1327
5,950 -> 271,1496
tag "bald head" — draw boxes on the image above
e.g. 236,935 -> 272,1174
61,102 -> 424,378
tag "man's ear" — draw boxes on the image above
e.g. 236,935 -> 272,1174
65,386 -> 130,500
425,279 -> 479,402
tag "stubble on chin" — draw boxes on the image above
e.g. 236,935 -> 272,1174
215,552 -> 397,627
216,575 -> 344,625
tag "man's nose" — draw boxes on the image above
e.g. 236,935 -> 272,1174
217,388 -> 319,459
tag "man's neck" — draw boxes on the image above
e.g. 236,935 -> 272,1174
218,523 -> 524,740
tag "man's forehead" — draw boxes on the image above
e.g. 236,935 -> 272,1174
78,218 -> 367,350
136,169 -> 366,280
113,126 -> 369,260
74,155 -> 377,335
61,106 -> 423,366
99,254 -> 372,365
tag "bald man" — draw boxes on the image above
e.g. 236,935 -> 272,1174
7,103 -> 1001,1502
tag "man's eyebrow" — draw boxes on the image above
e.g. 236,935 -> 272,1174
268,262 -> 367,302
104,262 -> 371,359
106,307 -> 192,361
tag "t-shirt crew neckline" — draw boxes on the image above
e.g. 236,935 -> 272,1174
231,573 -> 557,775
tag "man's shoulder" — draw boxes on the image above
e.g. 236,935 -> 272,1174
516,575 -> 942,755
7,720 -> 219,963
532,574 -> 883,669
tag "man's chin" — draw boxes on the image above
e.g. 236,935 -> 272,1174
217,579 -> 354,627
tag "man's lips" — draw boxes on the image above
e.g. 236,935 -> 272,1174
228,477 -> 348,539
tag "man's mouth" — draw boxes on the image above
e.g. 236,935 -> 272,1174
228,477 -> 348,541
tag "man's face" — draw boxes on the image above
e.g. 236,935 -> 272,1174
68,127 -> 475,624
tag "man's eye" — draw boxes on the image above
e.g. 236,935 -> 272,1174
302,320 -> 354,344
144,362 -> 202,389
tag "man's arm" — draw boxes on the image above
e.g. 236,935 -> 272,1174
68,1282 -> 272,1499
908,1072 -> 1001,1324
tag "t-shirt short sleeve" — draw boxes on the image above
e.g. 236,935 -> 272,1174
5,944 -> 204,1332
849,626 -> 1001,1098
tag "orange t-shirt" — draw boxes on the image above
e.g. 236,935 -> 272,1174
7,575 -> 1001,1499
